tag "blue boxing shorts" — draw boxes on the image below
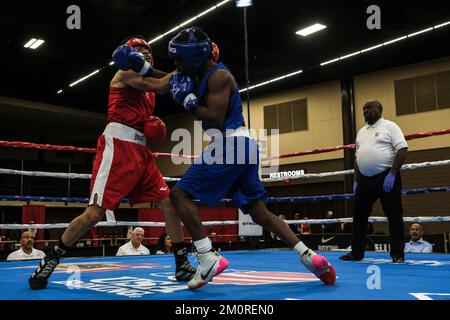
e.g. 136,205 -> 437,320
176,133 -> 268,213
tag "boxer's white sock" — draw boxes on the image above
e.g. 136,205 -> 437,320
293,241 -> 309,255
194,237 -> 212,254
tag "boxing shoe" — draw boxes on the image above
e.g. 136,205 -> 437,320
173,245 -> 196,281
301,249 -> 336,285
175,260 -> 197,281
339,252 -> 364,261
187,250 -> 229,290
392,256 -> 405,264
29,245 -> 66,290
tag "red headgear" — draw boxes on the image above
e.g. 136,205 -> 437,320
211,42 -> 219,62
126,38 -> 151,51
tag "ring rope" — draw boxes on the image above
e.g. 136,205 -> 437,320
262,160 -> 450,182
152,152 -> 197,159
1,160 -> 449,183
1,216 -> 449,230
266,187 -> 450,203
0,169 -> 92,180
1,132 -> 448,235
0,168 -> 181,182
262,129 -> 450,161
0,195 -> 230,204
1,186 -> 448,204
0,129 -> 448,160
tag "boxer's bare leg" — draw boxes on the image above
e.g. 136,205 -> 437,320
61,205 -> 105,246
157,198 -> 196,281
29,205 -> 105,290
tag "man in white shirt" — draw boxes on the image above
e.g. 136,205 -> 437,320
405,223 -> 433,253
116,227 -> 150,256
340,100 -> 408,263
7,231 -> 45,261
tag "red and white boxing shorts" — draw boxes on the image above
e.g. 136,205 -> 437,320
89,122 -> 170,210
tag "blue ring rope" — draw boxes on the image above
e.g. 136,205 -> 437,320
0,187 -> 449,204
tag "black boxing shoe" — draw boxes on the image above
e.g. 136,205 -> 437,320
392,256 -> 405,264
339,252 -> 364,261
29,245 -> 66,290
173,244 -> 196,281
175,260 -> 197,281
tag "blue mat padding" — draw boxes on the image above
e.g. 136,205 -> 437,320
1,250 -> 449,300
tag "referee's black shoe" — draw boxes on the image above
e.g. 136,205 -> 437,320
392,256 -> 405,264
339,252 -> 364,261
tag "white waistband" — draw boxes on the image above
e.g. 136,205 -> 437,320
208,126 -> 251,143
225,126 -> 250,138
103,122 -> 147,145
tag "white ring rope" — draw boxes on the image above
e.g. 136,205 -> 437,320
1,216 -> 449,230
261,160 -> 450,183
1,160 -> 449,182
0,168 -> 91,179
0,168 -> 181,182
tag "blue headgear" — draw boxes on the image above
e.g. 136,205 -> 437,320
168,27 -> 212,75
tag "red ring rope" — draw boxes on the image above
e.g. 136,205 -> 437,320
0,129 -> 449,160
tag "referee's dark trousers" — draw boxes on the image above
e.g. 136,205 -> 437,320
351,169 -> 405,259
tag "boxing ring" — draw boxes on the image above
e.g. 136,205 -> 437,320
0,129 -> 450,300
1,250 -> 450,300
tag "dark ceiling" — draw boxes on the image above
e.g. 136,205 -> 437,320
2,0 -> 450,117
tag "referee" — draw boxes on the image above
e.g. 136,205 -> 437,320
341,100 -> 408,263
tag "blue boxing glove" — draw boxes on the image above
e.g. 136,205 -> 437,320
169,73 -> 198,111
112,45 -> 153,76
383,172 -> 396,193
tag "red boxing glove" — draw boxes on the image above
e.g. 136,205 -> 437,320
143,116 -> 166,142
211,42 -> 219,62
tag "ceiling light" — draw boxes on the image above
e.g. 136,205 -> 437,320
434,21 -> 450,29
246,21 -> 446,91
284,70 -> 303,78
383,36 -> 407,46
149,34 -> 164,44
360,44 -> 383,53
340,51 -> 361,60
320,58 -> 340,66
24,38 -> 37,48
24,38 -> 45,49
296,23 -> 327,37
179,17 -> 197,28
69,69 -> 100,87
58,1 -> 233,89
239,70 -> 303,93
269,75 -> 287,83
196,6 -> 217,18
235,0 -> 252,8
29,39 -> 45,49
217,0 -> 231,7
408,27 -> 433,38
164,26 -> 182,36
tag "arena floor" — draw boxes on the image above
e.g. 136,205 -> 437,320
1,250 -> 449,300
